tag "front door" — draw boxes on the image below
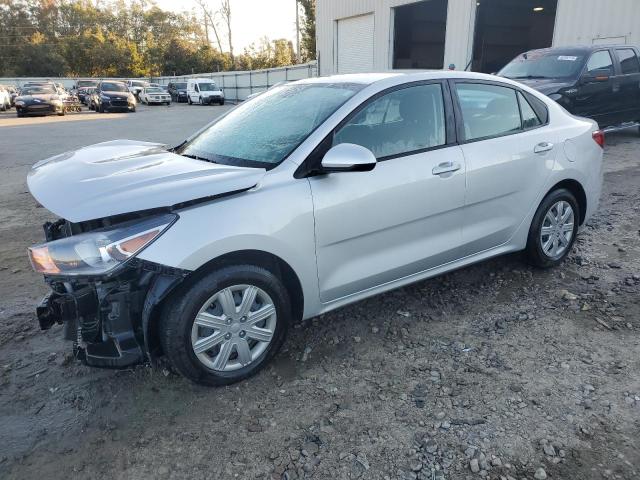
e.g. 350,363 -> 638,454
574,49 -> 618,126
309,82 -> 467,302
613,47 -> 640,123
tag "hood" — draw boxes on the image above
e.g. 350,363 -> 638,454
102,90 -> 131,97
510,77 -> 575,95
27,140 -> 267,223
17,94 -> 58,102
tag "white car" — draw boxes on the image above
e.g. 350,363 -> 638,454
27,71 -> 603,385
127,79 -> 149,98
187,78 -> 225,105
139,86 -> 171,105
0,85 -> 11,111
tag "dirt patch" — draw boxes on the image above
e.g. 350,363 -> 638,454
0,120 -> 638,480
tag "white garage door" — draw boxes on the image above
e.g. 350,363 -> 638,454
336,14 -> 375,74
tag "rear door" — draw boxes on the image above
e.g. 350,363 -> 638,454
451,81 -> 557,254
574,49 -> 617,126
613,47 -> 640,123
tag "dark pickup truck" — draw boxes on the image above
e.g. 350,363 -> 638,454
499,45 -> 640,132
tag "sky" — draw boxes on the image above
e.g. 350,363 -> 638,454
155,0 -> 299,53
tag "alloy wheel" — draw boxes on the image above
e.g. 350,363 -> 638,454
540,200 -> 574,258
190,284 -> 277,372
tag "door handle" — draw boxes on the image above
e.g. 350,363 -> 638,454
432,161 -> 461,176
534,142 -> 554,154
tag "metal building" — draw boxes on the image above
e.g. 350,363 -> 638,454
316,0 -> 640,76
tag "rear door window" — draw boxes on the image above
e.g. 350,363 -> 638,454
616,49 -> 640,74
517,91 -> 542,129
586,50 -> 614,75
455,83 -> 521,141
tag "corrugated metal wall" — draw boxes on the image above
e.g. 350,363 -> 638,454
317,0 -> 640,75
553,0 -> 640,47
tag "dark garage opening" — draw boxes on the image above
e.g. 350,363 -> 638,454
472,0 -> 558,73
393,0 -> 449,69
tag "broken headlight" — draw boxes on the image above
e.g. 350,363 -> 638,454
28,213 -> 177,276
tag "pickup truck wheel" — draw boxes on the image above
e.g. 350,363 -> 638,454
525,188 -> 579,268
160,265 -> 291,386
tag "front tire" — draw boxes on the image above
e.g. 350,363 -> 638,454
525,188 -> 580,268
159,265 -> 291,386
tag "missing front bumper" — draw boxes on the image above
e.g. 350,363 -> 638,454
36,260 -> 189,369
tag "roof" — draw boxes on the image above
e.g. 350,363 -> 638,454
523,45 -> 637,54
299,70 -> 503,86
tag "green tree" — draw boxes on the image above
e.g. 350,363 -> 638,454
298,0 -> 316,61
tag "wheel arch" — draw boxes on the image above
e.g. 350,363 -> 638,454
143,249 -> 304,362
546,178 -> 587,225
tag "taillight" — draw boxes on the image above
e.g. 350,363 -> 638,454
592,130 -> 605,148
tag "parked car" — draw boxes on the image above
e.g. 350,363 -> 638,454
14,84 -> 65,117
86,88 -> 100,110
94,81 -> 136,113
168,81 -> 188,102
27,72 -> 603,385
74,79 -> 98,91
499,45 -> 640,131
139,86 -> 171,105
187,78 -> 225,105
127,79 -> 149,99
76,86 -> 93,105
0,85 -> 11,111
6,85 -> 18,106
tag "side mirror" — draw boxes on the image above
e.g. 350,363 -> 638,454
320,143 -> 377,173
581,69 -> 611,83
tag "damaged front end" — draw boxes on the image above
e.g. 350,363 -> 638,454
30,214 -> 188,368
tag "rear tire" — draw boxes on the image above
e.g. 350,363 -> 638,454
525,188 -> 580,268
159,265 -> 291,386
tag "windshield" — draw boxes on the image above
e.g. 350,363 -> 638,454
132,81 -> 147,87
179,82 -> 363,168
101,82 -> 128,92
499,51 -> 586,79
174,83 -> 187,89
146,87 -> 164,93
77,80 -> 98,88
197,83 -> 217,91
22,86 -> 56,95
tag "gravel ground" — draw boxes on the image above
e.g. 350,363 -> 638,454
0,105 -> 638,480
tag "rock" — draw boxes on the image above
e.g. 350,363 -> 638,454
534,467 -> 547,480
470,459 -> 480,473
560,290 -> 578,301
372,326 -> 379,334
353,336 -> 361,343
422,438 -> 438,454
543,444 -> 556,456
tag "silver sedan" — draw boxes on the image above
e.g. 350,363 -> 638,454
28,71 -> 604,385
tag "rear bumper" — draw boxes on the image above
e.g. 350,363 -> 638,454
37,259 -> 189,368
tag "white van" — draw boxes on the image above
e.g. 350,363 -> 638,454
186,78 -> 225,105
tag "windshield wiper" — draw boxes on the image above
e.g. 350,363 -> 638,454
181,153 -> 217,164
